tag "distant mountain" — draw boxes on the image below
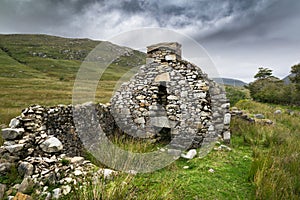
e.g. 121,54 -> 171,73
212,78 -> 247,87
282,74 -> 295,84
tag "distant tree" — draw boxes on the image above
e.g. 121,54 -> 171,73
248,67 -> 293,104
290,63 -> 300,91
254,67 -> 273,80
289,63 -> 300,104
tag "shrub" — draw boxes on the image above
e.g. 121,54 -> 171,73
225,86 -> 248,106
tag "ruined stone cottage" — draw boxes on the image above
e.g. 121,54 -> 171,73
111,42 -> 230,149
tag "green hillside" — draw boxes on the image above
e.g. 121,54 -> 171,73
0,34 -> 145,125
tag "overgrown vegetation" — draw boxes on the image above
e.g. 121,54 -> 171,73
232,100 -> 300,199
248,66 -> 300,105
225,85 -> 249,106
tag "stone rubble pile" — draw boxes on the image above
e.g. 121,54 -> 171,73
230,107 -> 273,125
0,103 -> 117,200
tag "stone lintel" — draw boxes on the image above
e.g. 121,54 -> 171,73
147,42 -> 182,58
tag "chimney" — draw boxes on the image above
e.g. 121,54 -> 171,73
146,42 -> 182,63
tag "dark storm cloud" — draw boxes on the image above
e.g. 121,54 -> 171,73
45,0 -> 100,13
202,0 -> 300,42
0,0 -> 277,37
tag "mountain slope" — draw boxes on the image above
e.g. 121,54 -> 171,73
212,77 -> 247,87
282,74 -> 295,84
0,34 -> 146,81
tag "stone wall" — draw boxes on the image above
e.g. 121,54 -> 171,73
0,103 -> 117,199
110,42 -> 230,149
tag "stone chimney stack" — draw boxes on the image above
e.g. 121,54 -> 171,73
146,42 -> 182,63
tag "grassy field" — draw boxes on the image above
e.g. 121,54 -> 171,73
233,100 -> 300,200
1,34 -> 299,199
0,34 -> 144,126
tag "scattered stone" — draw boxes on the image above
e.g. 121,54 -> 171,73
12,184 -> 20,190
97,169 -> 117,180
63,177 -> 73,184
254,114 -> 265,119
214,144 -> 232,151
181,149 -> 197,159
44,192 -> 51,200
167,95 -> 178,100
0,162 -> 12,174
2,128 -> 24,140
18,162 -> 34,177
73,169 -> 83,176
126,170 -> 138,175
40,137 -> 63,153
18,177 -> 34,193
9,118 -> 21,128
70,156 -> 84,165
286,109 -> 295,115
274,110 -> 282,114
52,188 -> 61,199
61,185 -> 71,195
13,192 -> 32,200
0,184 -> 7,200
5,144 -> 24,153
223,132 -> 231,144
223,113 -> 231,125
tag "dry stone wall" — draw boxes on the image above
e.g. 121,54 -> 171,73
0,103 -> 117,199
111,42 -> 230,149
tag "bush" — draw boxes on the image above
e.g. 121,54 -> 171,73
248,77 -> 294,105
225,86 -> 248,106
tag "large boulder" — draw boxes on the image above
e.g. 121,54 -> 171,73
1,128 -> 24,140
13,192 -> 32,200
0,184 -> 6,200
9,118 -> 21,129
18,177 -> 34,193
181,149 -> 197,159
5,144 -> 25,153
0,162 -> 12,174
40,137 -> 63,153
18,162 -> 34,177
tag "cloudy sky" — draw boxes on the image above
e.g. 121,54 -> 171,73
1,0 -> 300,82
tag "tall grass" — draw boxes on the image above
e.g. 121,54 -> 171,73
63,173 -> 181,200
232,100 -> 300,199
